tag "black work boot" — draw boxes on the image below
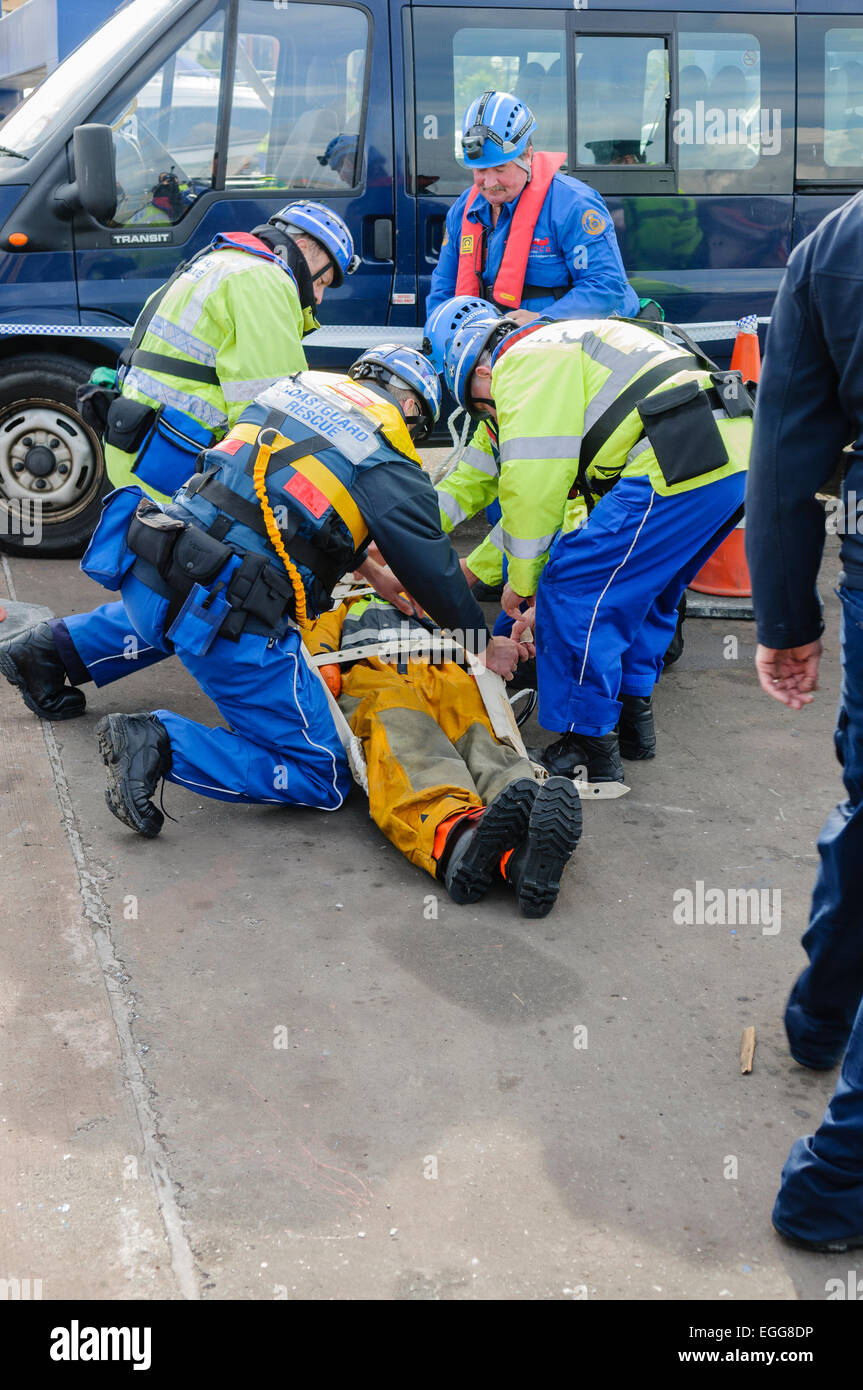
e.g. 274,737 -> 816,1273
96,713 -> 172,838
0,622 -> 86,720
438,777 -> 539,905
504,777 -> 583,918
531,731 -> 624,784
617,694 -> 656,761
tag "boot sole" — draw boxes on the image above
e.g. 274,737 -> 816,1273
0,646 -> 85,721
516,778 -> 583,919
96,715 -> 164,838
448,778 -> 538,905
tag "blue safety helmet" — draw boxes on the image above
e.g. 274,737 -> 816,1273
422,295 -> 499,372
349,344 -> 442,439
443,312 -> 511,413
268,200 -> 359,286
461,90 -> 537,168
317,134 -> 358,172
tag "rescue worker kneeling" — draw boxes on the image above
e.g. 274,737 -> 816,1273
305,593 -> 582,917
76,348 -> 527,836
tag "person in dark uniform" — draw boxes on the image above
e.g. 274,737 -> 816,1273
746,189 -> 863,1250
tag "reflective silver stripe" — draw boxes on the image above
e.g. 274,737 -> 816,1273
502,527 -> 558,559
500,436 -> 581,462
221,377 -> 281,403
148,313 -> 217,367
438,490 -> 469,526
626,437 -> 652,465
581,331 -> 669,435
487,520 -> 504,551
123,367 -> 227,432
462,444 -> 498,476
177,253 -> 264,335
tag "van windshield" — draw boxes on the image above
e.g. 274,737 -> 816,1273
0,0 -> 180,172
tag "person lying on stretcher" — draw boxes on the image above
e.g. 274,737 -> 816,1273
303,591 -> 583,918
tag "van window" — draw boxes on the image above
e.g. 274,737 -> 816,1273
797,17 -> 863,182
824,27 -> 863,171
575,35 -> 669,167
102,0 -> 370,225
106,7 -> 227,227
674,14 -> 793,195
413,8 -> 567,198
676,33 -> 763,173
230,1 -> 368,191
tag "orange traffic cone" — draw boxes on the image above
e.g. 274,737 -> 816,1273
729,312 -> 761,385
689,316 -> 760,600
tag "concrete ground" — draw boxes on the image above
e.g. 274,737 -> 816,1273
0,471 -> 855,1302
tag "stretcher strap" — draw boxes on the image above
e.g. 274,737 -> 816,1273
295,634 -> 369,792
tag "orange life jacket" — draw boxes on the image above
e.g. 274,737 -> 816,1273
454,151 -> 565,309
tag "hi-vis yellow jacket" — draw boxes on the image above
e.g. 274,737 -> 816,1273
106,245 -> 307,499
437,317 -> 751,595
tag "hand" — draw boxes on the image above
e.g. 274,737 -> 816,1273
481,634 -> 530,680
502,583 -> 534,620
506,310 -> 540,328
355,557 -> 419,617
511,612 -> 536,656
755,640 -> 822,709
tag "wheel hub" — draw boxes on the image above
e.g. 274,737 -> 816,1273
23,443 -> 57,478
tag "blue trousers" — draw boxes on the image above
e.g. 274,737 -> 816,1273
113,568 -> 349,811
52,601 -> 168,688
534,472 -> 746,735
773,585 -> 863,1241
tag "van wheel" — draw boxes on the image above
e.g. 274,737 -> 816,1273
0,353 -> 108,558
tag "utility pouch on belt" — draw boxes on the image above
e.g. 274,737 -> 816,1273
80,485 -> 148,591
105,396 -> 158,454
126,499 -> 186,576
166,521 -> 232,589
166,567 -> 236,657
709,370 -> 754,419
637,381 -> 728,487
132,407 -> 216,497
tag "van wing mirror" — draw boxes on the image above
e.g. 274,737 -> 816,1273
55,123 -> 117,223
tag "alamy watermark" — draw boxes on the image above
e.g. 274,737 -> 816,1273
0,499 -> 42,546
672,880 -> 781,935
672,103 -> 782,157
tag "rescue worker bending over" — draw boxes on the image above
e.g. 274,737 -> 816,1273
67,348 -> 526,839
0,202 -> 356,722
425,90 -> 640,331
441,313 -> 752,783
305,592 -> 582,917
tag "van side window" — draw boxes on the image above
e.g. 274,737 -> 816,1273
106,9 -> 226,227
413,10 -> 567,198
674,15 -> 793,195
234,0 -> 369,191
676,33 -> 763,173
575,35 -> 669,168
824,28 -> 863,171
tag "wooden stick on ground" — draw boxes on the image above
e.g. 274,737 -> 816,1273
740,1025 -> 756,1074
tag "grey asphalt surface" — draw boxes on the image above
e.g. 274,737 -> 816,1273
0,477 -> 854,1302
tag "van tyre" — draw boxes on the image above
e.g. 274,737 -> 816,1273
0,354 -> 109,558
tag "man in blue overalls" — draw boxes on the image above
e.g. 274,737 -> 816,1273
425,89 -> 641,330
747,190 -> 863,1251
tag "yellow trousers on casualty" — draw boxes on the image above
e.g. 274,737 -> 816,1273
306,605 -> 535,878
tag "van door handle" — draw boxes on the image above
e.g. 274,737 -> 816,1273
365,217 -> 393,261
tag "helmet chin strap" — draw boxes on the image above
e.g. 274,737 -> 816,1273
253,224 -> 317,314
